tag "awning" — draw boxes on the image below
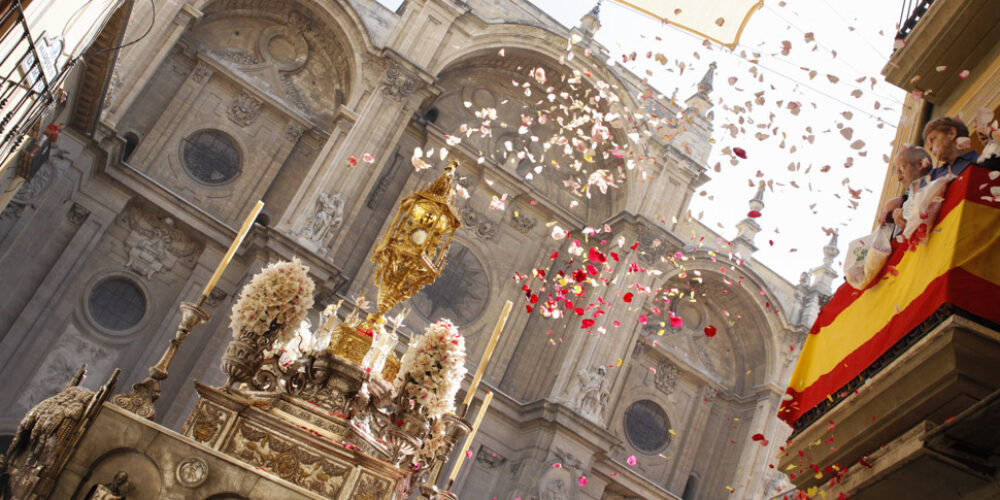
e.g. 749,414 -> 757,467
781,166 -> 1000,425
611,0 -> 763,48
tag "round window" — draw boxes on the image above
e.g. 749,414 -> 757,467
409,243 -> 488,326
623,400 -> 671,453
88,277 -> 147,331
182,130 -> 241,184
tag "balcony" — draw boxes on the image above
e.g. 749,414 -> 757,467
882,0 -> 1000,104
0,0 -> 57,168
778,166 -> 1000,498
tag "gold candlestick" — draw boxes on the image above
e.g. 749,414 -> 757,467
461,301 -> 512,412
201,200 -> 264,300
447,391 -> 493,488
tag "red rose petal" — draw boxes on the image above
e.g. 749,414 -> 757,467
733,147 -> 747,159
704,325 -> 717,337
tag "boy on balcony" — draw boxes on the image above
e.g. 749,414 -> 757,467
879,146 -> 932,230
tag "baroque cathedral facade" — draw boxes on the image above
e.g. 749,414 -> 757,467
0,0 -> 835,498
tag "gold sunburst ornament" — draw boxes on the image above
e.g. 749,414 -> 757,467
329,162 -> 461,364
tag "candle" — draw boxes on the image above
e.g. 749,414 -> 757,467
201,200 -> 264,301
462,301 -> 512,409
447,391 -> 493,486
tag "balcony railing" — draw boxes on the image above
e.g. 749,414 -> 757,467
0,0 -> 57,170
894,0 -> 935,42
781,165 -> 1000,434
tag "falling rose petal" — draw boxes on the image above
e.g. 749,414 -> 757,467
748,210 -> 762,218
751,433 -> 765,441
466,450 -> 473,459
733,147 -> 747,159
490,194 -> 507,211
623,292 -> 633,303
638,314 -> 648,324
347,155 -> 358,167
959,69 -> 971,79
363,153 -> 376,163
553,463 -> 562,468
715,17 -> 725,26
669,312 -> 683,329
578,476 -> 587,487
551,225 -> 568,240
581,319 -> 595,329
627,455 -> 637,466
936,65 -> 948,72
704,325 -> 717,338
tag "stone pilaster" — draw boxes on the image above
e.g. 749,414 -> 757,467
104,2 -> 203,127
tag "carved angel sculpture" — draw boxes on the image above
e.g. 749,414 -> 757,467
299,192 -> 344,244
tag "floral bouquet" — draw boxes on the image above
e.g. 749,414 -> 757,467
393,319 -> 467,419
229,258 -> 315,349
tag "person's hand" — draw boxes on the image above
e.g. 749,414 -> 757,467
892,208 -> 906,228
880,197 -> 903,223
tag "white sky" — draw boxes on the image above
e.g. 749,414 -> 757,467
377,0 -> 908,283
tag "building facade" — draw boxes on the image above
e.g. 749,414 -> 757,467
0,1 -> 828,498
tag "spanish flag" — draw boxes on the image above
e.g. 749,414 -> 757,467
781,166 -> 1000,426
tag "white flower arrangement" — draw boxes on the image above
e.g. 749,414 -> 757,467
416,418 -> 448,466
229,258 -> 315,347
394,319 -> 467,419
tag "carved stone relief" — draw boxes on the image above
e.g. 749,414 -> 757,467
296,192 -> 344,246
210,48 -> 261,67
228,90 -> 263,127
285,122 -> 304,141
191,62 -> 213,83
0,146 -> 71,222
509,207 -> 536,233
475,445 -> 507,469
175,457 -> 209,488
655,361 -> 679,395
571,365 -> 608,423
68,202 -> 90,225
121,209 -> 199,279
382,63 -> 417,102
459,206 -> 499,240
13,331 -> 112,416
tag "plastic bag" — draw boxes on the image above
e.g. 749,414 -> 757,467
844,225 -> 894,290
902,174 -> 953,245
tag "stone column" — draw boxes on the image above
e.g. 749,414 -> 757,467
127,60 -> 214,171
667,386 -> 716,491
731,394 -> 780,497
104,2 -> 203,127
277,57 -> 437,258
550,225 -> 654,420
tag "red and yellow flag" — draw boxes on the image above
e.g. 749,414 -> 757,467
781,166 -> 1000,425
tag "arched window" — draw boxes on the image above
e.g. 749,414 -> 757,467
623,400 -> 672,453
181,130 -> 241,184
122,132 -> 139,161
88,276 -> 147,331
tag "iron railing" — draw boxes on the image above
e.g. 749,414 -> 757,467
0,0 -> 57,170
895,0 -> 935,42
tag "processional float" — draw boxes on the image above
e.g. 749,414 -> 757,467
1,161 -> 512,500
